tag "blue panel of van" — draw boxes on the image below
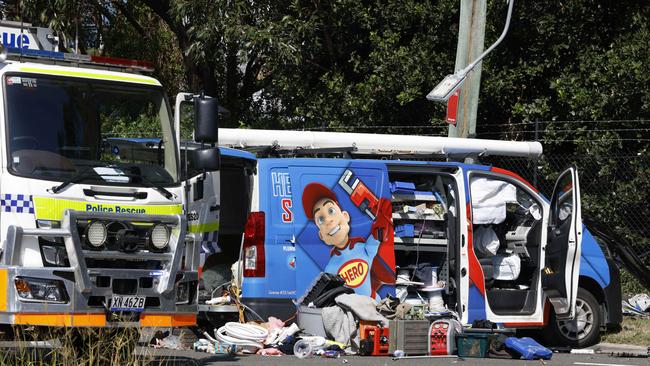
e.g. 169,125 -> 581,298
579,228 -> 610,288
220,147 -> 257,160
235,156 -> 614,321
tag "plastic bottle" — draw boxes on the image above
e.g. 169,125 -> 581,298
293,339 -> 314,359
393,350 -> 405,358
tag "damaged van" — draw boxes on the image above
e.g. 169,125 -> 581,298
217,129 -> 621,347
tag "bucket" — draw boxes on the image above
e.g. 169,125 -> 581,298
456,333 -> 490,358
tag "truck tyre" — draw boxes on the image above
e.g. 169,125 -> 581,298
547,288 -> 601,347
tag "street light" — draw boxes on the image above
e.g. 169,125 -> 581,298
426,0 -> 515,102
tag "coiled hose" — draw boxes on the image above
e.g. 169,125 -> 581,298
215,322 -> 268,353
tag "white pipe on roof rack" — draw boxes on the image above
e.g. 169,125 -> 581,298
218,128 -> 543,158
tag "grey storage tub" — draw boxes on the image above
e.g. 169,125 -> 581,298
297,305 -> 327,337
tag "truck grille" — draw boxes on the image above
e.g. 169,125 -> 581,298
74,219 -> 172,269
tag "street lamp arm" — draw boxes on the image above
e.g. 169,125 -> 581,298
426,0 -> 515,102
460,0 -> 514,75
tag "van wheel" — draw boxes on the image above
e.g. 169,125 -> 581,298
547,288 -> 601,347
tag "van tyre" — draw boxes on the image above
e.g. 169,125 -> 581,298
547,288 -> 601,347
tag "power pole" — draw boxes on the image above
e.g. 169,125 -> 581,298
448,0 -> 487,139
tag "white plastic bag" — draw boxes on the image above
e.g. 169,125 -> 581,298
491,254 -> 521,280
629,293 -> 650,312
474,225 -> 500,257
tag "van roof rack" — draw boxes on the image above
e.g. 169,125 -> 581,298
249,145 -> 358,158
218,128 -> 543,159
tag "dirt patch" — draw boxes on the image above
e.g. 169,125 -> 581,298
602,317 -> 650,346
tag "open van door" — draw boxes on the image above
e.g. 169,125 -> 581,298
543,167 -> 582,320
288,160 -> 396,300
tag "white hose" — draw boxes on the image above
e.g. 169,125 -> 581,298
215,322 -> 268,353
202,331 -> 217,343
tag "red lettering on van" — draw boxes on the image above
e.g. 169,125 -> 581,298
281,198 -> 293,223
337,259 -> 369,288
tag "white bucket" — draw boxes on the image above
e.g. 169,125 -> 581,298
426,288 -> 445,312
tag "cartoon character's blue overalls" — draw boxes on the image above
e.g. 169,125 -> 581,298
324,235 -> 380,298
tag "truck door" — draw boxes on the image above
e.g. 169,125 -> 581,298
543,167 -> 582,320
184,158 -> 220,267
288,160 -> 396,300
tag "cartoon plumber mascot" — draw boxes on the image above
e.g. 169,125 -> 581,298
302,182 -> 394,298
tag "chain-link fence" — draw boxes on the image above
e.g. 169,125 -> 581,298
481,148 -> 650,272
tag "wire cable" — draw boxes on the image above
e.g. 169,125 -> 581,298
480,119 -> 650,127
478,127 -> 650,136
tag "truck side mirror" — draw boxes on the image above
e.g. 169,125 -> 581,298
194,96 -> 219,143
194,147 -> 220,172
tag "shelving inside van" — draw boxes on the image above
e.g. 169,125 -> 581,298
387,166 -> 461,313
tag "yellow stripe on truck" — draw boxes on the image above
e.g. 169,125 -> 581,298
188,221 -> 220,233
18,66 -> 161,85
33,197 -> 182,221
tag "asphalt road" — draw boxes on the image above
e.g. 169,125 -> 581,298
2,342 -> 647,366
139,348 -> 649,366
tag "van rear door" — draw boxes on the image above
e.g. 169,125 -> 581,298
543,167 -> 582,320
288,160 -> 396,300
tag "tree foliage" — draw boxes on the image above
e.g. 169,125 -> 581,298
7,1 -> 645,132
4,0 -> 649,281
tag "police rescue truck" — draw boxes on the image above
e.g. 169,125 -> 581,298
0,21 -> 220,328
216,129 -> 621,347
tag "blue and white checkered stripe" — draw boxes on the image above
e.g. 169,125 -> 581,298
200,231 -> 219,254
0,194 -> 34,214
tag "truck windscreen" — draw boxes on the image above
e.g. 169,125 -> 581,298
4,74 -> 179,186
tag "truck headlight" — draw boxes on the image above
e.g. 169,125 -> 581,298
15,277 -> 68,303
149,224 -> 170,250
85,220 -> 107,248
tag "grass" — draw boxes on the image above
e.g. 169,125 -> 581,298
602,317 -> 650,346
0,326 -> 154,366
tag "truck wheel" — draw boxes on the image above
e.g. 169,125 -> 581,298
547,288 -> 601,347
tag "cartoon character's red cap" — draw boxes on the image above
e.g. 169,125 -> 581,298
302,182 -> 339,220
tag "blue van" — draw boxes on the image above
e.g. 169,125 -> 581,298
236,157 -> 621,347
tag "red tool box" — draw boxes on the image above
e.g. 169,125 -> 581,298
359,321 -> 390,356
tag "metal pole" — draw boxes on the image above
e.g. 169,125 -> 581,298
448,0 -> 487,140
533,118 -> 539,186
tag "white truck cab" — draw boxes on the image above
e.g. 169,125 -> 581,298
0,23 -> 220,328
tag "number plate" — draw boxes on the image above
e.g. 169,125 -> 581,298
110,295 -> 146,312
